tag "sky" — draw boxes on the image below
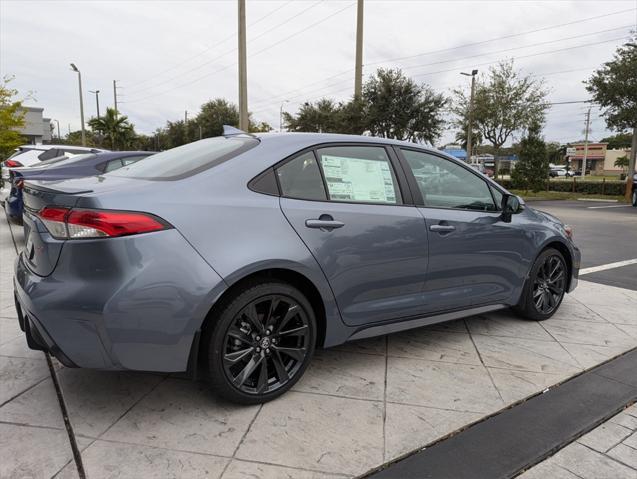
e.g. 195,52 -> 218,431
1,0 -> 636,147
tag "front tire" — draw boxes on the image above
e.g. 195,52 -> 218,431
515,248 -> 567,321
203,280 -> 316,404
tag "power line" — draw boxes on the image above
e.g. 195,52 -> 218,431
127,0 -> 323,93
126,0 -> 297,89
125,2 -> 354,104
250,27 -> 628,113
365,7 -> 635,66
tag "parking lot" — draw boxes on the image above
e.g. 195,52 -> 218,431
1,200 -> 636,479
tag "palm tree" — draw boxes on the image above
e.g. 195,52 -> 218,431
88,107 -> 134,150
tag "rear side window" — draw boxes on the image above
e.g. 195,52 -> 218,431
112,137 -> 259,180
104,159 -> 124,172
276,152 -> 327,201
315,146 -> 401,205
38,149 -> 59,161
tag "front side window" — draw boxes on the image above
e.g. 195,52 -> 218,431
315,146 -> 401,205
402,149 -> 496,211
276,152 -> 326,201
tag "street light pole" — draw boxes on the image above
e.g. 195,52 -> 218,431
70,63 -> 86,146
461,69 -> 478,162
54,119 -> 61,140
89,90 -> 100,119
279,100 -> 289,132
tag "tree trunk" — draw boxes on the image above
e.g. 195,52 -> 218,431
626,126 -> 636,202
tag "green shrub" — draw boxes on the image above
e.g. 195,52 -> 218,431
496,178 -> 626,196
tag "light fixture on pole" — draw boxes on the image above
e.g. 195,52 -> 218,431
70,63 -> 86,146
279,100 -> 290,132
88,89 -> 100,119
461,69 -> 478,162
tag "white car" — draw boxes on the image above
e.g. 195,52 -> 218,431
1,144 -> 107,203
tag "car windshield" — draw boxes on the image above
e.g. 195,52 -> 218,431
111,136 -> 259,180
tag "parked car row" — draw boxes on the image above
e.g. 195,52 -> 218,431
1,144 -> 107,203
3,151 -> 154,223
9,129 -> 580,404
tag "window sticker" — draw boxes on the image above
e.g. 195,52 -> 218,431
320,155 -> 397,203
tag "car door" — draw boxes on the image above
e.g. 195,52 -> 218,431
398,147 -> 530,312
278,145 -> 429,327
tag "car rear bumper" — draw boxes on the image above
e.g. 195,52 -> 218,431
13,229 -> 228,372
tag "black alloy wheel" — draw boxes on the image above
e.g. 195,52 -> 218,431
205,280 -> 316,404
531,254 -> 566,315
515,248 -> 568,321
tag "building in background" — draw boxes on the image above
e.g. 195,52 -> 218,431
566,142 -> 607,174
19,106 -> 52,144
603,148 -> 632,175
441,144 -> 467,161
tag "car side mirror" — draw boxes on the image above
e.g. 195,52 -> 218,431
501,194 -> 521,223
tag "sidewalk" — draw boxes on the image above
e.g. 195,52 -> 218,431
519,404 -> 637,478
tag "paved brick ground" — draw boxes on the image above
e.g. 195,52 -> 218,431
519,404 -> 637,478
1,215 -> 636,478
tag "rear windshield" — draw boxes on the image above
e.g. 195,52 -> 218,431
111,136 -> 259,180
38,153 -> 95,167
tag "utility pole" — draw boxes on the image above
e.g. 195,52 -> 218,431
184,110 -> 188,142
354,0 -> 364,98
89,90 -> 100,119
461,69 -> 478,162
279,99 -> 289,132
581,107 -> 591,178
199,124 -> 203,140
113,80 -> 119,118
55,119 -> 61,140
627,126 -> 636,202
238,0 -> 249,131
70,63 -> 86,146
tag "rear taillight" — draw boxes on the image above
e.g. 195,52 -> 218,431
4,159 -> 23,168
36,206 -> 170,240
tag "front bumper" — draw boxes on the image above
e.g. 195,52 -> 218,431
13,229 -> 228,372
568,244 -> 581,293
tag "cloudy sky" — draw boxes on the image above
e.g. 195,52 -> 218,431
1,0 -> 635,147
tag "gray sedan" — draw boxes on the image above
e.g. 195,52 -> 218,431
14,130 -> 580,404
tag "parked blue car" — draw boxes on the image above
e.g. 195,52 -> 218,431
13,130 -> 580,404
5,151 -> 154,223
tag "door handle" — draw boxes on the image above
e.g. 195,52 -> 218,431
429,224 -> 456,232
305,215 -> 345,230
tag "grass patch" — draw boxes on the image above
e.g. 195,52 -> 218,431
509,189 -> 628,202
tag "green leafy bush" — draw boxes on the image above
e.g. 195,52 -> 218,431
496,179 -> 625,196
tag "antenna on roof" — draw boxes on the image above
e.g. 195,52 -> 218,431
222,125 -> 256,138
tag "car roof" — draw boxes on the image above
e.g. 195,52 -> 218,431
253,132 -> 438,151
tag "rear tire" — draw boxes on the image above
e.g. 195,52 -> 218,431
515,248 -> 567,321
203,279 -> 316,404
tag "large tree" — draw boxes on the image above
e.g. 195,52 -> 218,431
363,68 -> 447,144
600,132 -> 633,150
452,61 -> 549,172
88,107 -> 135,150
0,76 -> 26,160
283,99 -> 343,133
586,36 -> 637,199
511,122 -> 549,192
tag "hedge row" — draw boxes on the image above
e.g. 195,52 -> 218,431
495,178 -> 626,196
